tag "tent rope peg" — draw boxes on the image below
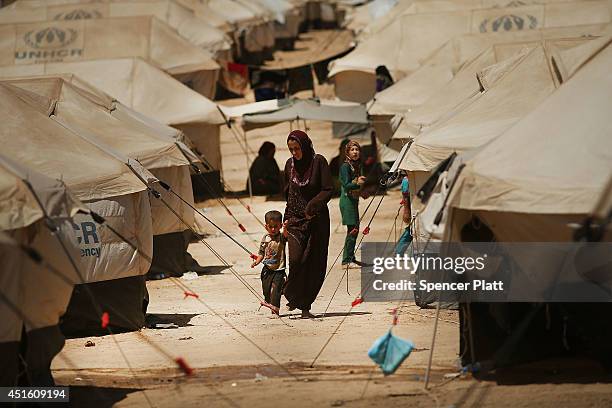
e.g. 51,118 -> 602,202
362,226 -> 371,235
249,253 -> 258,260
183,291 -> 199,299
351,297 -> 364,307
101,312 -> 110,329
175,357 -> 194,376
389,308 -> 399,325
246,205 -> 251,212
349,227 -> 359,236
238,223 -> 247,232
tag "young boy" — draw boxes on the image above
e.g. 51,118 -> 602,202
251,210 -> 287,315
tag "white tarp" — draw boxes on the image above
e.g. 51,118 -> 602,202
239,98 -> 369,130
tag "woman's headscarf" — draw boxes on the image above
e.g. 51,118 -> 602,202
258,141 -> 275,157
287,130 -> 315,186
344,140 -> 361,174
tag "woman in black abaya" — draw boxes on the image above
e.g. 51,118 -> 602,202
283,130 -> 333,318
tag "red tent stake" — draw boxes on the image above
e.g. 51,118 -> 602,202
175,357 -> 194,376
183,291 -> 199,299
351,297 -> 363,307
101,312 -> 110,329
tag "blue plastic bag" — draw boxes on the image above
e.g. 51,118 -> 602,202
368,330 -> 414,375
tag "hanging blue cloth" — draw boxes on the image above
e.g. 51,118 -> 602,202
368,330 -> 414,375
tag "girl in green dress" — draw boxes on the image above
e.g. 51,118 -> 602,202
340,140 -> 366,265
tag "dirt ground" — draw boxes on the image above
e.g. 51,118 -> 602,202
50,34 -> 612,408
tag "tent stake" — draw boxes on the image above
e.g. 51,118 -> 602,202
424,297 -> 441,390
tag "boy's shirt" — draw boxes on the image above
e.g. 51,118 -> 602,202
258,233 -> 286,271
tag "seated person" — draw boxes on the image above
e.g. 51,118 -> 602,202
247,142 -> 281,196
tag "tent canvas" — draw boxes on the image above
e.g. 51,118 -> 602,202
357,0 -> 606,40
0,82 -> 154,283
239,98 -> 369,130
328,1 -> 610,102
178,0 -> 276,56
2,76 -> 196,237
369,23 -> 609,115
0,58 -> 225,183
447,37 -> 612,221
0,156 -> 84,386
395,41 -> 591,178
0,82 -> 155,333
0,0 -> 232,55
384,29 -> 605,143
0,15 -> 220,98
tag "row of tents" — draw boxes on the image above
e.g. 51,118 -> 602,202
0,0 -> 364,387
344,1 -> 612,367
0,73 -> 219,385
0,0 -> 358,96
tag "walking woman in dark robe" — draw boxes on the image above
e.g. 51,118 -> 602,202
283,130 -> 333,318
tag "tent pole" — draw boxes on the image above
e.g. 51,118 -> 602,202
245,129 -> 253,202
424,298 -> 441,390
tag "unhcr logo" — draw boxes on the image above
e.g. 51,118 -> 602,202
17,26 -> 82,62
54,9 -> 103,20
24,27 -> 77,49
479,14 -> 538,33
72,220 -> 102,258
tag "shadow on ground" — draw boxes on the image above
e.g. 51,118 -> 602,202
282,311 -> 372,319
68,385 -> 141,408
476,357 -> 612,385
145,313 -> 200,328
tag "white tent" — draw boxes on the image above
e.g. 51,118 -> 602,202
328,1 -> 610,102
178,0 -> 276,60
2,76 -> 209,275
0,58 -> 226,187
393,39 -> 602,193
445,36 -> 612,242
253,0 -> 303,43
0,0 -> 232,55
0,155 -> 83,386
0,82 -> 154,332
0,15 -> 220,98
369,23 -> 608,115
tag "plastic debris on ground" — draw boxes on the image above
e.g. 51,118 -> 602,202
181,271 -> 199,280
254,373 -> 268,382
368,330 -> 414,375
